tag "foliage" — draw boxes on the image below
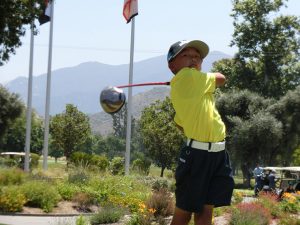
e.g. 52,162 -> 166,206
232,190 -> 243,205
102,135 -> 126,159
279,192 -> 300,213
230,202 -> 271,225
56,181 -> 81,201
89,205 -> 125,224
30,153 -> 40,168
68,169 -> 90,185
110,156 -> 125,175
257,192 -> 282,218
0,168 -> 26,185
145,188 -> 174,218
0,186 -> 26,212
292,147 -> 300,166
72,192 -> 94,211
69,151 -> 109,172
278,214 -> 300,225
267,86 -> 300,164
0,85 -> 23,140
139,97 -> 185,177
0,0 -> 45,65
76,215 -> 89,225
132,157 -> 151,175
126,203 -> 161,225
50,104 -> 91,160
21,180 -> 61,212
220,0 -> 300,98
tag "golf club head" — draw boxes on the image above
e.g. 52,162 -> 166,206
100,86 -> 126,114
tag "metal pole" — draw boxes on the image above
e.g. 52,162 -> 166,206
125,17 -> 135,175
43,0 -> 54,171
24,21 -> 34,172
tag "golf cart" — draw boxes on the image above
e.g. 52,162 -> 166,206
259,167 -> 300,196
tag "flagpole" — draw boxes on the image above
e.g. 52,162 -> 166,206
125,17 -> 135,175
43,0 -> 54,171
24,21 -> 35,172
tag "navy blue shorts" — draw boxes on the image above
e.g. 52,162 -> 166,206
174,144 -> 234,213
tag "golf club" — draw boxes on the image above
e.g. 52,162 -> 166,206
100,81 -> 170,114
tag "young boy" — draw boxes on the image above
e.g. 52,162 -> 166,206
168,40 -> 234,225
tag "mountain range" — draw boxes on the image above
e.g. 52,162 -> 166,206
5,51 -> 231,135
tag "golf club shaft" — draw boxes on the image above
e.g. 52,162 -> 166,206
117,81 -> 170,89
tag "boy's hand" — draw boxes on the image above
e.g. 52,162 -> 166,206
215,73 -> 226,87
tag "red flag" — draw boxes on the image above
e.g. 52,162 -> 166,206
123,0 -> 138,23
39,0 -> 51,25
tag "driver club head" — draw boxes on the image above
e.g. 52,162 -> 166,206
100,86 -> 126,114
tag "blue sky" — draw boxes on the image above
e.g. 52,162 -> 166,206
0,0 -> 299,84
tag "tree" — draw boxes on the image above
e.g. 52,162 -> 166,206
139,97 -> 185,177
0,111 -> 43,154
267,85 -> 300,165
213,0 -> 300,98
216,90 -> 282,187
111,103 -> 127,138
0,85 -> 24,140
0,0 -> 44,65
50,104 -> 91,160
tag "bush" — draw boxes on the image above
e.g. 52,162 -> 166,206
30,153 -> 40,168
145,188 -> 174,218
69,152 -> 91,168
279,192 -> 300,213
132,158 -> 151,175
230,202 -> 271,225
0,186 -> 26,212
68,169 -> 90,185
72,192 -> 94,212
21,180 -> 61,212
258,192 -> 281,218
151,178 -> 169,191
232,190 -> 243,205
90,205 -> 125,224
57,181 -> 80,200
0,168 -> 26,185
110,157 -> 125,175
90,155 -> 109,172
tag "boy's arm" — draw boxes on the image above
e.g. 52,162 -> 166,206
215,73 -> 226,87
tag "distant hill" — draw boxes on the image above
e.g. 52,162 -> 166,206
6,51 -> 231,116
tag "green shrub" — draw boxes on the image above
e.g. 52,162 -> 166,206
76,215 -> 89,225
230,202 -> 271,225
151,178 -> 169,191
279,192 -> 300,213
0,168 -> 26,185
90,205 -> 125,224
30,153 -> 40,168
110,157 -> 125,175
232,190 -> 243,205
69,152 -> 91,168
278,215 -> 300,225
132,158 -> 151,175
90,155 -> 109,172
21,180 -> 61,212
0,186 -> 26,212
257,192 -> 281,218
57,181 -> 80,200
68,170 -> 90,185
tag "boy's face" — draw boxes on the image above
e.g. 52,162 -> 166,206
168,47 -> 203,74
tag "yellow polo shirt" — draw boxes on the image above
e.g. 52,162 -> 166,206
170,68 -> 225,142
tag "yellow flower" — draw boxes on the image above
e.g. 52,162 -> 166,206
148,208 -> 156,214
